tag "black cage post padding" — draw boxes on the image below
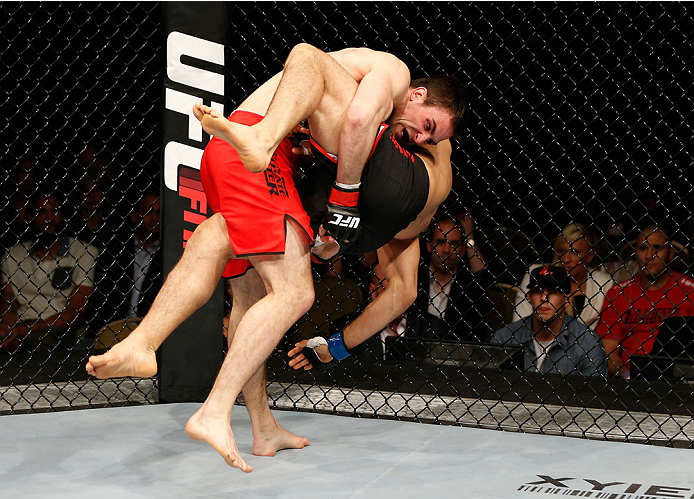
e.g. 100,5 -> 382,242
158,2 -> 229,403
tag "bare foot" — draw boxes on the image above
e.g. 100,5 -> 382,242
86,335 -> 157,379
193,103 -> 275,173
185,407 -> 253,473
252,420 -> 310,457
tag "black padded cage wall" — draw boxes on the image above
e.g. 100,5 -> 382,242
1,3 -> 693,447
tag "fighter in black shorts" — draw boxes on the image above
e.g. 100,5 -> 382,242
302,124 -> 430,258
88,43 -> 466,472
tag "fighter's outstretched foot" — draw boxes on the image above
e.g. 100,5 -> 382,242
252,420 -> 310,457
193,102 -> 275,173
86,334 -> 157,379
185,407 -> 253,473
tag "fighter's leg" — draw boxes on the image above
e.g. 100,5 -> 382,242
86,213 -> 233,379
185,219 -> 314,472
244,363 -> 310,457
193,43 -> 356,172
225,272 -> 310,456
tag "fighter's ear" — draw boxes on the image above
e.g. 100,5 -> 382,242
410,86 -> 428,102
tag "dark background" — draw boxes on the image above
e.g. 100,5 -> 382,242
2,2 -> 692,255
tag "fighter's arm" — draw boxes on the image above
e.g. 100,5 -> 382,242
334,58 -> 410,185
341,237 -> 420,349
319,49 -> 411,244
328,49 -> 410,184
288,237 -> 420,370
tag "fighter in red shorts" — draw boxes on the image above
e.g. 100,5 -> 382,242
87,43 -> 466,473
200,110 -> 313,278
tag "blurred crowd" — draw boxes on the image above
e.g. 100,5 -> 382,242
1,145 -> 161,353
2,145 -> 693,384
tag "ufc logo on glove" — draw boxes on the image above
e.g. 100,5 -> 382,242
329,213 -> 360,229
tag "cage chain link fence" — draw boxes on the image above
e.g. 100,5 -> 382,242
1,3 -> 693,446
1,3 -> 162,413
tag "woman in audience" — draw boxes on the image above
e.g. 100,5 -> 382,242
512,223 -> 616,326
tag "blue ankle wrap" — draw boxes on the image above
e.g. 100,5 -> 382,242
327,332 -> 351,361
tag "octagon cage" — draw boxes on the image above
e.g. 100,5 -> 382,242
1,2 -> 693,447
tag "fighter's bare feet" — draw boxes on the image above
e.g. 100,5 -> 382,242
185,407 -> 253,473
86,335 -> 157,379
193,103 -> 275,173
252,420 -> 310,457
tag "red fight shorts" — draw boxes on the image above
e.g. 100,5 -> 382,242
200,110 -> 313,278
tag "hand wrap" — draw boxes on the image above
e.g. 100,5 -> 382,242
300,331 -> 352,371
310,235 -> 345,264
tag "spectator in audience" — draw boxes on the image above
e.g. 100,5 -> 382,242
594,187 -> 632,261
366,212 -> 494,359
0,192 -> 99,352
76,143 -> 99,170
513,223 -> 616,327
597,224 -> 694,377
96,191 -> 162,326
75,142 -> 118,181
68,172 -> 112,251
11,156 -> 39,196
409,212 -> 494,342
1,192 -> 31,252
1,157 -> 39,251
491,265 -> 607,377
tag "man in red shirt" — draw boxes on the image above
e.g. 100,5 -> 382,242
597,225 -> 694,377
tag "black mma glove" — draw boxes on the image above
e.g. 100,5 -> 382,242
324,182 -> 361,244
